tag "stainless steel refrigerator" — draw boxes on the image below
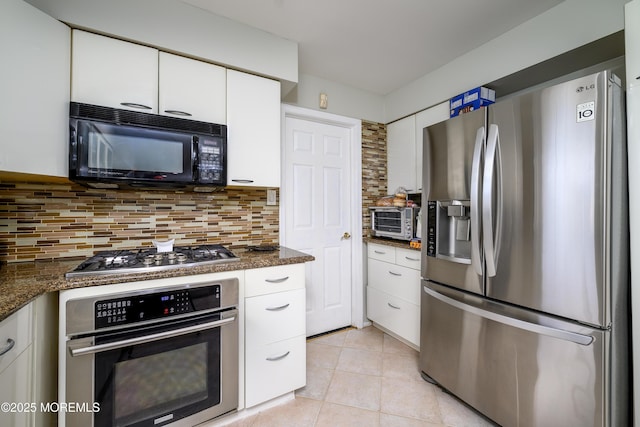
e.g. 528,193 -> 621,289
419,70 -> 629,427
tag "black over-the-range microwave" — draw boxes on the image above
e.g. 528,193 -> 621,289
69,102 -> 227,190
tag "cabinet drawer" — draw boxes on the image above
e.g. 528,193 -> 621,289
395,247 -> 421,270
0,303 -> 32,374
368,258 -> 420,303
368,243 -> 395,263
245,335 -> 306,407
246,289 -> 305,347
245,264 -> 305,297
367,286 -> 419,347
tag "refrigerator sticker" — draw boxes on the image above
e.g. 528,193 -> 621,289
577,101 -> 595,122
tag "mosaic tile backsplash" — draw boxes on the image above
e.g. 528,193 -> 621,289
1,121 -> 387,263
0,183 -> 279,263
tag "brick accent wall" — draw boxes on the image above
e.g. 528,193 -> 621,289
361,120 -> 387,235
1,121 -> 387,263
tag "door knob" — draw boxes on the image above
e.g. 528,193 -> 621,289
342,232 -> 351,240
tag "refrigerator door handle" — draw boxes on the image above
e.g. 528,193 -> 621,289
423,285 -> 594,346
483,124 -> 502,277
470,127 -> 484,276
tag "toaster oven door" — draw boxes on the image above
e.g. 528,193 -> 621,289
371,208 -> 412,240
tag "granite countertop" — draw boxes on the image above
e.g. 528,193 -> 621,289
0,247 -> 314,322
365,236 -> 421,251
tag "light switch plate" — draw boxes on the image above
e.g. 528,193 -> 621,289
267,189 -> 277,206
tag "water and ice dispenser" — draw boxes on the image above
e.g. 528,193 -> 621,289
426,200 -> 472,264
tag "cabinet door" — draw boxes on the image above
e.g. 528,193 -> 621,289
226,70 -> 281,187
0,350 -> 33,427
0,303 -> 32,374
245,264 -> 305,297
159,52 -> 226,123
387,115 -> 417,193
245,289 -> 306,347
0,0 -> 69,177
367,286 -> 419,347
71,30 -> 158,112
415,102 -> 449,192
0,303 -> 33,427
245,335 -> 306,407
367,243 -> 396,264
395,247 -> 421,271
368,258 -> 420,302
626,0 -> 640,89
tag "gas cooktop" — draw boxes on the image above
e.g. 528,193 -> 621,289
65,244 -> 239,278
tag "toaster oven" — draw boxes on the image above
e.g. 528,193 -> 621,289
370,206 -> 419,241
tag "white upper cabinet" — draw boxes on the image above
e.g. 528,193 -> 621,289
387,103 -> 449,195
387,115 -> 417,193
626,0 -> 640,89
158,52 -> 226,123
0,0 -> 70,177
415,102 -> 449,191
73,31 -> 228,124
226,69 -> 281,187
71,30 -> 158,113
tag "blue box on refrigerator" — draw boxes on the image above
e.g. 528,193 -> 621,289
450,86 -> 496,117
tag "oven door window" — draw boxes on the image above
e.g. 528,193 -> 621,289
93,320 -> 220,427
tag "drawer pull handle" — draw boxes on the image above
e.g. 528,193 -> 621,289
266,304 -> 290,311
120,102 -> 152,110
388,271 -> 402,277
387,303 -> 401,310
0,338 -> 15,356
231,179 -> 255,184
266,351 -> 290,361
265,276 -> 289,284
405,256 -> 420,261
374,250 -> 386,254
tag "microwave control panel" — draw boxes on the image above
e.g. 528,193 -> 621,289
197,137 -> 225,183
94,284 -> 220,328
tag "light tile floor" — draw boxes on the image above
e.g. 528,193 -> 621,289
227,326 -> 497,427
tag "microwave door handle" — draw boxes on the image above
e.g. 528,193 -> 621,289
69,314 -> 237,357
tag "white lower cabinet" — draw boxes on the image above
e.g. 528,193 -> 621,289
367,287 -> 420,346
0,294 -> 57,427
0,303 -> 33,427
245,335 -> 306,408
244,265 -> 306,407
367,243 -> 421,348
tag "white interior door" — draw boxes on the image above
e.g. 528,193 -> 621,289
283,113 -> 356,336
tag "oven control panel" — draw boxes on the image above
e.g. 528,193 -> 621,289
95,284 -> 220,328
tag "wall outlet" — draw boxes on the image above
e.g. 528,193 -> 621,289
267,189 -> 277,206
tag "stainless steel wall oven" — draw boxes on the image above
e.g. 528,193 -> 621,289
60,278 -> 239,427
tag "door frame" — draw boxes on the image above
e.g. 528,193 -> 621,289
280,104 -> 364,330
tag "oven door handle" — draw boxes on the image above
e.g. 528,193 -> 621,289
69,314 -> 237,357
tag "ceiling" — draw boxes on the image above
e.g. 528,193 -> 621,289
181,0 -> 565,95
